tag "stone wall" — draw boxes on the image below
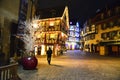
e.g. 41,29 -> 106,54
0,0 -> 20,65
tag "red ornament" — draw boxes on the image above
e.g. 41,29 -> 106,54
22,56 -> 38,70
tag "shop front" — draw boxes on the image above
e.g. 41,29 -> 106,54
99,41 -> 120,56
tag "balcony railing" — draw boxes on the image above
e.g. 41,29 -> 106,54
0,63 -> 21,80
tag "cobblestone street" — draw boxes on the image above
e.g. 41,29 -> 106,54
18,50 -> 120,80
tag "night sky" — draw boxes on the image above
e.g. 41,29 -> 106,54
37,0 -> 120,25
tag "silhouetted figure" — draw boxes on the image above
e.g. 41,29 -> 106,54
37,47 -> 41,55
46,47 -> 52,65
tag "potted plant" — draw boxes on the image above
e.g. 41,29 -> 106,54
17,17 -> 40,70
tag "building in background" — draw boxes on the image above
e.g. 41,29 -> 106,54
0,0 -> 38,66
35,6 -> 69,56
80,5 -> 120,56
66,21 -> 80,50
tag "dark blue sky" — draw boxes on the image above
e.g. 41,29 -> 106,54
38,0 -> 119,25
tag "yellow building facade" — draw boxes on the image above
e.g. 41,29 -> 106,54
34,6 -> 69,56
81,5 -> 120,56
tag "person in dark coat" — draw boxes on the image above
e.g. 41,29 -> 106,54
37,47 -> 41,55
46,47 -> 52,65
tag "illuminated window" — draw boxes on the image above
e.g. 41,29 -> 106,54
69,37 -> 75,41
91,25 -> 95,31
50,21 -> 54,26
46,34 -> 50,39
70,31 -> 74,36
70,22 -> 72,24
75,38 -> 79,42
70,26 -> 74,30
86,27 -> 89,32
46,21 -> 49,26
76,22 -> 79,27
50,34 -> 57,39
50,34 -> 54,38
55,20 -> 60,25
75,32 -> 79,37
75,27 -> 79,32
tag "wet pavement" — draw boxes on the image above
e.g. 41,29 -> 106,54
18,50 -> 120,80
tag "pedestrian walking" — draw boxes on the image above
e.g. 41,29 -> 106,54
46,47 -> 52,65
37,47 -> 41,55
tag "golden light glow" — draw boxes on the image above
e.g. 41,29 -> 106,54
33,23 -> 38,28
41,45 -> 45,55
50,21 -> 54,26
32,6 -> 69,56
61,32 -> 64,37
50,34 -> 56,38
34,46 -> 38,55
67,42 -> 76,50
32,20 -> 38,28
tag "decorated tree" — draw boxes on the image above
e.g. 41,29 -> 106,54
17,17 -> 40,57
